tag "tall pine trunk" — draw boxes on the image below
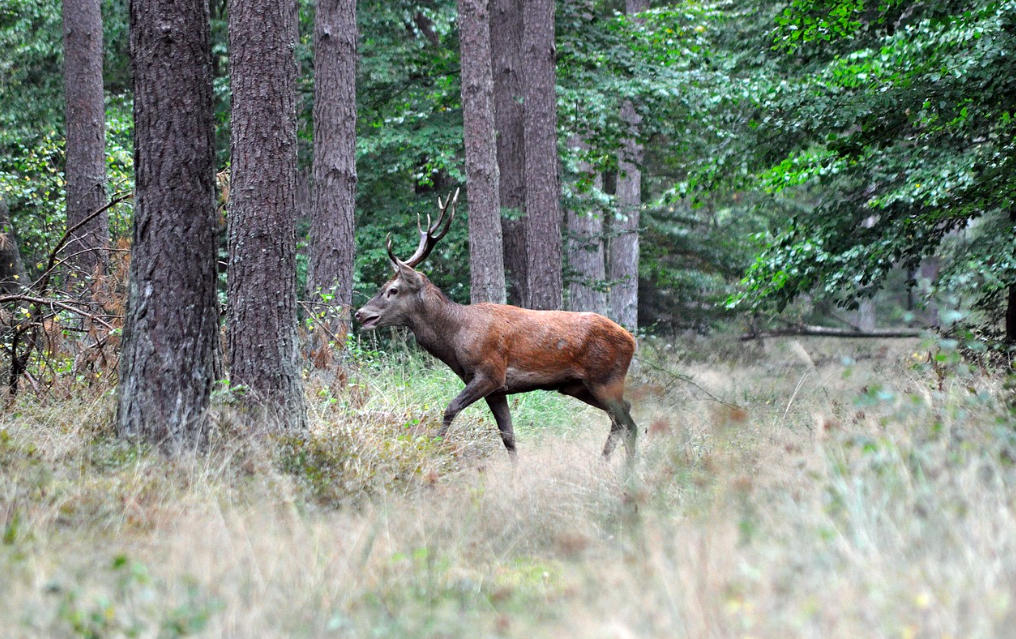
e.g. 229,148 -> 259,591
62,0 -> 108,282
565,137 -> 605,314
521,0 -> 562,310
0,197 -> 27,295
458,0 -> 505,304
309,0 -> 357,337
228,0 -> 307,428
607,0 -> 647,331
1008,283 -> 1016,343
118,0 -> 220,443
490,0 -> 526,306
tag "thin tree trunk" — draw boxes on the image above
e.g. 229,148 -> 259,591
1008,208 -> 1016,342
309,0 -> 357,337
856,299 -> 876,332
607,0 -> 647,331
1007,285 -> 1016,342
228,0 -> 307,428
0,198 -> 27,295
490,0 -> 526,306
521,0 -> 562,310
63,0 -> 108,282
118,0 -> 220,444
565,136 -> 605,313
459,0 -> 506,304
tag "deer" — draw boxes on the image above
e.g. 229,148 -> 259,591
354,190 -> 639,462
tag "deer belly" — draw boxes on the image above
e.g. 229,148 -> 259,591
504,366 -> 574,393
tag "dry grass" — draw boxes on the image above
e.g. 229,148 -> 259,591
3,336 -> 1016,638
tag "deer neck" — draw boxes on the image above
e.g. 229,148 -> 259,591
405,285 -> 466,362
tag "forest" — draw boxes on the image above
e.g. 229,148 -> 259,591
2,0 -> 1016,637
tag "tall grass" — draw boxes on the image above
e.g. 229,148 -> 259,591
3,336 -> 1016,637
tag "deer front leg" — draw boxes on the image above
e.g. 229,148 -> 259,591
484,392 -> 517,459
436,374 -> 501,439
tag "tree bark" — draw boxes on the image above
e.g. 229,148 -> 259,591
490,0 -> 527,306
1007,284 -> 1016,342
308,0 -> 358,337
521,0 -> 562,310
459,0 -> 506,304
856,298 -> 876,332
228,0 -> 307,428
565,137 -> 605,313
1008,208 -> 1016,342
118,0 -> 220,444
63,0 -> 108,282
607,0 -> 648,331
0,198 -> 27,295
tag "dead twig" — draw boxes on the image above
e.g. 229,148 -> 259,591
31,192 -> 133,294
0,294 -> 116,332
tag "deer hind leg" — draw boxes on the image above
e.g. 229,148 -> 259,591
586,380 -> 638,462
602,419 -> 625,459
558,383 -> 621,457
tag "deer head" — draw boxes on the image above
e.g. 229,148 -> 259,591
354,189 -> 458,330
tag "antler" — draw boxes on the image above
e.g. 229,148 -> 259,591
388,188 -> 459,269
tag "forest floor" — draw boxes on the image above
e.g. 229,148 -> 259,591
3,334 -> 1016,638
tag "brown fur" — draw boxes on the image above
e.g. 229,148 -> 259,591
356,263 -> 639,460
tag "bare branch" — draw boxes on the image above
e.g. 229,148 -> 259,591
0,294 -> 116,331
32,192 -> 133,294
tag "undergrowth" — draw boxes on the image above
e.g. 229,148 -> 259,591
3,335 -> 1016,638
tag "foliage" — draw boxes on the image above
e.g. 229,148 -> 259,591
12,0 -> 1013,341
2,0 -> 775,334
725,0 -> 1016,335
0,0 -> 134,274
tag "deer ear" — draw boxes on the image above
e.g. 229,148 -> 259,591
395,260 -> 423,287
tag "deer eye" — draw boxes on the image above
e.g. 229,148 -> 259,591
387,287 -> 399,298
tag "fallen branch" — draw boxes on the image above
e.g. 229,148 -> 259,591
740,324 -> 926,341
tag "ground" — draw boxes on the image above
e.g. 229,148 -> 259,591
2,334 -> 1015,638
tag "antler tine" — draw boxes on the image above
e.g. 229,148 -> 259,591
432,193 -> 449,231
385,232 -> 400,267
415,212 -> 433,235
431,188 -> 459,241
396,187 -> 462,268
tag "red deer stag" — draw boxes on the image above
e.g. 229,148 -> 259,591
354,190 -> 639,461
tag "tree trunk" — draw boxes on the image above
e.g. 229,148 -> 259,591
521,0 -> 562,310
62,0 -> 108,282
490,0 -> 526,306
308,0 -> 357,338
1008,208 -> 1016,342
565,137 -> 605,314
0,198 -> 27,295
118,0 -> 220,444
1007,284 -> 1016,342
607,0 -> 647,331
228,0 -> 307,428
458,0 -> 506,305
608,102 -> 640,331
856,299 -> 876,332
